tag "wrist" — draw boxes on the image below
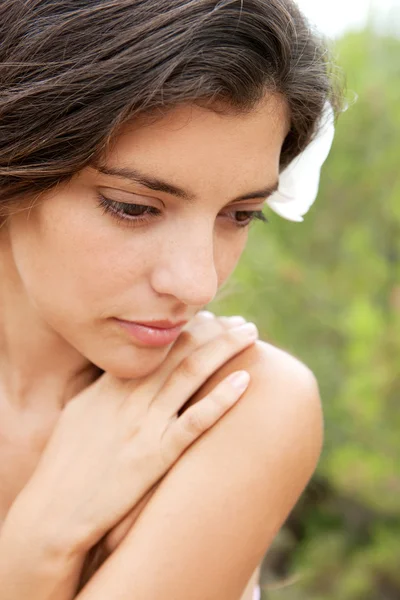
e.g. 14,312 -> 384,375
4,490 -> 89,562
0,504 -> 86,600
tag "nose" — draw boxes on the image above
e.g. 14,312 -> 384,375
150,226 -> 219,307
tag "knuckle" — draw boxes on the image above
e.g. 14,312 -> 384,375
178,329 -> 195,345
208,388 -> 226,409
178,353 -> 201,379
181,408 -> 206,436
225,326 -> 251,343
216,330 -> 236,348
218,315 -> 247,329
208,319 -> 227,335
174,329 -> 197,353
194,310 -> 216,322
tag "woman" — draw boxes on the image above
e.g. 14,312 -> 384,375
0,1 -> 340,598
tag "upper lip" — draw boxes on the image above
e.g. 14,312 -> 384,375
117,318 -> 188,330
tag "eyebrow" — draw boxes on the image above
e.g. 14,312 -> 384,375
95,164 -> 279,202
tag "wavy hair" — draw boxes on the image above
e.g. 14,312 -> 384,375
0,0 -> 342,216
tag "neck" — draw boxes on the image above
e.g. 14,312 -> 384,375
0,227 -> 100,413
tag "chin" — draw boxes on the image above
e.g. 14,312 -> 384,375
90,344 -> 172,380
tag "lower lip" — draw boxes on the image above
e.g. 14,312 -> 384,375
115,319 -> 184,347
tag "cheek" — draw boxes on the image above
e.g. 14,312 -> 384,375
41,227 -> 150,313
9,197 -> 151,319
214,230 -> 248,287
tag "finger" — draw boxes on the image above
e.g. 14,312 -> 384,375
93,315 -> 219,398
149,322 -> 258,417
138,313 -> 247,396
160,370 -> 251,467
164,314 -> 246,372
94,314 -> 219,397
187,310 -> 216,324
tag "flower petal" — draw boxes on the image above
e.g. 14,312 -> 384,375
266,102 -> 335,222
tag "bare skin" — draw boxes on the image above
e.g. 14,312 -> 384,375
0,96 -> 323,598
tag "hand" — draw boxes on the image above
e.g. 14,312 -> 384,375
101,314 -> 258,554
12,312 -> 258,558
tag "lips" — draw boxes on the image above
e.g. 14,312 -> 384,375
132,319 -> 188,329
114,318 -> 187,347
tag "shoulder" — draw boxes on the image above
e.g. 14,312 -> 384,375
234,338 -> 321,401
235,340 -> 324,469
181,339 -> 324,560
238,340 -> 322,434
198,339 -> 322,437
191,339 -> 324,491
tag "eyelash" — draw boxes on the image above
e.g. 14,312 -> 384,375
96,193 -> 268,229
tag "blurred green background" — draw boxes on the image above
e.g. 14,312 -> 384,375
210,27 -> 400,600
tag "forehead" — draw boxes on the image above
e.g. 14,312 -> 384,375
96,96 -> 289,198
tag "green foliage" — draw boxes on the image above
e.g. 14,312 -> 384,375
210,29 -> 400,599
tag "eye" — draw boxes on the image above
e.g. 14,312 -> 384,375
224,209 -> 269,228
116,204 -> 154,217
96,193 -> 161,225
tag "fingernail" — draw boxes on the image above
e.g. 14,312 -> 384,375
196,310 -> 215,320
235,322 -> 258,338
227,370 -> 250,392
226,316 -> 247,327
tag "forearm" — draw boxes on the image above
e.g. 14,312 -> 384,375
0,501 -> 86,600
74,342 -> 322,600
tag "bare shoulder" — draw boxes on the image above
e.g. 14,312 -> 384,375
239,340 -> 322,433
194,338 -> 322,435
233,338 -> 320,398
190,339 -> 324,490
237,339 -> 323,466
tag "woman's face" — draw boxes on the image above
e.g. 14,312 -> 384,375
7,98 -> 289,378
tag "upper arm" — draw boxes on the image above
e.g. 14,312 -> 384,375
76,341 -> 323,600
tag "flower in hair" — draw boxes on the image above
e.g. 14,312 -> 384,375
266,103 -> 335,222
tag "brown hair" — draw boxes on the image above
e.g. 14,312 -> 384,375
0,0 -> 342,216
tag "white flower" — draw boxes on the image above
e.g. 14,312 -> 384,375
266,102 -> 335,222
